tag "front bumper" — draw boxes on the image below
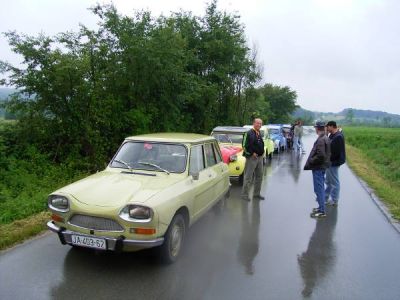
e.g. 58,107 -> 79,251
47,221 -> 164,251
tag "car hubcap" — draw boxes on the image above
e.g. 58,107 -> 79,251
170,222 -> 183,257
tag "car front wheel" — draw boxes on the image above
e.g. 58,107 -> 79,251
160,213 -> 186,263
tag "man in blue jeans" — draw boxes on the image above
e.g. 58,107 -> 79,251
325,121 -> 346,206
304,121 -> 331,218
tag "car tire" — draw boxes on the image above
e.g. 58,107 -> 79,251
239,174 -> 244,185
160,213 -> 186,264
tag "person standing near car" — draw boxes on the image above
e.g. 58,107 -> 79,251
325,121 -> 346,207
293,120 -> 300,152
294,120 -> 306,153
242,118 -> 265,201
304,121 -> 331,218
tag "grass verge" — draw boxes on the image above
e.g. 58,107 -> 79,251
0,211 -> 51,251
346,144 -> 400,220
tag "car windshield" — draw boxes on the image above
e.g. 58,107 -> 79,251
269,128 -> 280,135
212,133 -> 244,144
110,142 -> 187,173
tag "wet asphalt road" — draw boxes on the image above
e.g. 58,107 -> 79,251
1,135 -> 400,300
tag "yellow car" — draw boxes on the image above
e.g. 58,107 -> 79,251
211,126 -> 248,183
47,133 -> 230,263
243,125 -> 275,163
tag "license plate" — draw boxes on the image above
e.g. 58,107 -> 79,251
71,235 -> 106,250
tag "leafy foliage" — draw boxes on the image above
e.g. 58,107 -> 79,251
0,121 -> 88,224
0,2 -> 299,227
1,1 -> 261,168
246,83 -> 298,124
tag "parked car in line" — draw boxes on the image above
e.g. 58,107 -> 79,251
47,133 -> 230,263
243,125 -> 274,163
266,124 -> 287,152
282,124 -> 294,149
211,126 -> 248,184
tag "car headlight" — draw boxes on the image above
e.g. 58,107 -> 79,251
48,195 -> 69,212
119,205 -> 153,222
229,154 -> 238,162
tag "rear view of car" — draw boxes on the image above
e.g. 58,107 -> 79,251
211,126 -> 248,183
267,125 -> 287,152
282,124 -> 293,149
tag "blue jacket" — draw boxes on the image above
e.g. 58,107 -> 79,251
329,131 -> 346,166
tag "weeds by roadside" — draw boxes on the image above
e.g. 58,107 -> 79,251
345,127 -> 400,220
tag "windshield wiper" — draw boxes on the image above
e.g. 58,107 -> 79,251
137,161 -> 170,175
114,159 -> 133,172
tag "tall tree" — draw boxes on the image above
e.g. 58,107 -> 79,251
257,83 -> 297,123
1,1 -> 261,168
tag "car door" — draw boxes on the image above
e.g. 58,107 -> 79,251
189,144 -> 215,219
204,142 -> 229,202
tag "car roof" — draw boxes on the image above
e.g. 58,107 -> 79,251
125,133 -> 215,143
267,125 -> 281,129
212,126 -> 249,133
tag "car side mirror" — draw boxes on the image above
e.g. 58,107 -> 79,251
191,172 -> 199,180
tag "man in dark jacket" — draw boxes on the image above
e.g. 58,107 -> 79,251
304,121 -> 331,218
325,121 -> 346,206
241,118 -> 265,201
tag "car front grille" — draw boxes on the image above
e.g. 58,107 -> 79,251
68,214 -> 124,232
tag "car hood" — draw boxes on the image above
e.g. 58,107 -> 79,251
220,145 -> 243,164
56,170 -> 183,208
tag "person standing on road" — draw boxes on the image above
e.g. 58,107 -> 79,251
294,120 -> 306,153
304,121 -> 331,218
241,118 -> 265,201
293,120 -> 300,152
325,121 -> 346,207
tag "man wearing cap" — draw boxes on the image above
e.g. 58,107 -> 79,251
241,118 -> 265,201
304,121 -> 331,218
325,121 -> 346,207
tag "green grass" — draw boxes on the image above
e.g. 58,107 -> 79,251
0,154 -> 87,224
0,212 -> 51,250
0,120 -> 91,249
344,126 -> 400,220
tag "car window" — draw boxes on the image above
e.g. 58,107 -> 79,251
212,133 -> 243,144
269,128 -> 280,135
213,142 -> 222,163
189,145 -> 205,174
204,143 -> 217,167
110,142 -> 187,173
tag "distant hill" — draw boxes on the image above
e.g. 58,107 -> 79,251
0,88 -> 17,119
0,88 -> 16,100
293,107 -> 400,127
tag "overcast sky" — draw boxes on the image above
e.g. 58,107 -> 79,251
1,0 -> 399,114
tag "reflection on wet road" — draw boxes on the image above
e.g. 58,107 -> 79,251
1,136 -> 400,300
298,207 -> 337,297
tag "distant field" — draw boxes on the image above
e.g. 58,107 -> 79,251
344,127 -> 400,219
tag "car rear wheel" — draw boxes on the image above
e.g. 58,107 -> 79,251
238,174 -> 244,185
160,214 -> 186,263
